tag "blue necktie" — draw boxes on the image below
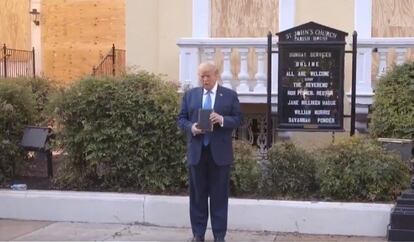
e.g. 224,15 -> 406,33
203,91 -> 212,146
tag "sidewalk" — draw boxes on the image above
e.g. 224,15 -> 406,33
0,219 -> 386,241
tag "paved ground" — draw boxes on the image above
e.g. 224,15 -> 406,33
0,219 -> 387,241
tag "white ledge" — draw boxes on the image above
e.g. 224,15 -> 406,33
177,37 -> 278,48
356,37 -> 414,48
0,189 -> 392,237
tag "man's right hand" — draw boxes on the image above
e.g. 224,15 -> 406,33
191,123 -> 204,136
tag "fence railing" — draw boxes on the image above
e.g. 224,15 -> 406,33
92,44 -> 126,77
0,44 -> 35,78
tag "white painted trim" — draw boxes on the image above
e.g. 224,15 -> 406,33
177,37 -> 277,48
355,0 -> 372,38
358,37 -> 414,47
192,0 -> 210,37
0,190 -> 392,236
30,0 -> 42,76
279,0 -> 296,32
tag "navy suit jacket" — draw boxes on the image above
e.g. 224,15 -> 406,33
178,85 -> 242,166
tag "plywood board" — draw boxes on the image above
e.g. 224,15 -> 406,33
0,0 -> 31,50
372,0 -> 414,87
42,0 -> 125,84
211,0 -> 279,37
372,0 -> 414,37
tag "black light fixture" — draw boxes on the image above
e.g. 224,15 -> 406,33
29,8 -> 40,26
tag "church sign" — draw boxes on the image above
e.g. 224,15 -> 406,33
276,22 -> 348,130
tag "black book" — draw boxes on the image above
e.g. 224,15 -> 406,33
197,108 -> 213,132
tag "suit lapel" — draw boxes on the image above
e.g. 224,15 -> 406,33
214,85 -> 224,110
195,87 -> 203,109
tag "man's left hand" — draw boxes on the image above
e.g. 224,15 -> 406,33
210,112 -> 224,126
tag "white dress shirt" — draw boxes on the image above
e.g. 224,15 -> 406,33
202,82 -> 224,127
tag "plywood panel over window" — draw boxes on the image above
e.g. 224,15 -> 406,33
211,0 -> 279,37
42,0 -> 125,84
210,0 -> 278,80
372,0 -> 414,88
372,0 -> 414,37
0,0 -> 31,49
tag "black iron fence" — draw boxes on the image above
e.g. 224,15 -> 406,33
0,44 -> 36,78
92,44 -> 126,77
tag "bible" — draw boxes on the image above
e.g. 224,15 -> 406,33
197,108 -> 213,132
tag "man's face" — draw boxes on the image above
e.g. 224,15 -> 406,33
199,66 -> 218,91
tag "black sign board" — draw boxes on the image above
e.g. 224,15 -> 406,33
276,22 -> 347,131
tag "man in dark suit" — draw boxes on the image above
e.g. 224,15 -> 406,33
178,62 -> 242,241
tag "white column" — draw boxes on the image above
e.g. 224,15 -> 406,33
279,0 -> 296,31
354,0 -> 374,116
179,47 -> 200,89
271,48 -> 278,94
236,48 -> 250,93
192,0 -> 210,37
376,48 -> 388,79
395,48 -> 407,65
253,48 -> 266,93
30,0 -> 42,76
220,48 -> 232,89
355,0 -> 372,38
356,48 -> 374,94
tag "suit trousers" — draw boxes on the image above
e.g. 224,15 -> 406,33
189,144 -> 230,239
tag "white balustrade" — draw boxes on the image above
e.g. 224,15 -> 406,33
346,37 -> 414,114
177,37 -> 279,103
178,37 -> 414,107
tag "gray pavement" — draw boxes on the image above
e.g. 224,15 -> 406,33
0,219 -> 386,241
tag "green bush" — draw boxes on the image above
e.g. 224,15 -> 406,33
262,142 -> 317,198
0,79 -> 37,182
231,140 -> 261,196
317,137 -> 410,201
370,61 -> 414,139
28,77 -> 57,124
52,73 -> 187,193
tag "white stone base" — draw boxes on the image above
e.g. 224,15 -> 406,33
0,190 -> 392,236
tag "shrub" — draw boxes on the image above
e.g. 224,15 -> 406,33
0,79 -> 37,182
262,142 -> 317,198
370,61 -> 414,139
231,140 -> 261,196
52,73 -> 187,193
28,77 -> 57,124
317,137 -> 410,201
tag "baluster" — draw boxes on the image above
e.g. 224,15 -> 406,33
203,48 -> 215,62
395,48 -> 407,65
220,48 -> 233,89
236,48 -> 250,93
376,48 -> 388,79
254,48 -> 266,93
